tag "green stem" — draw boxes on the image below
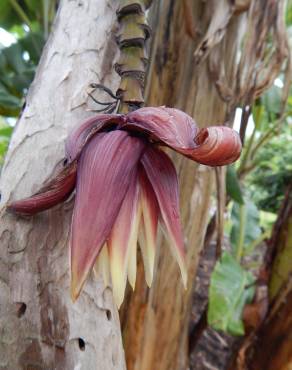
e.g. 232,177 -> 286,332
251,131 -> 275,158
238,161 -> 259,179
9,0 -> 34,30
42,0 -> 50,40
243,228 -> 271,256
237,124 -> 257,176
237,104 -> 262,177
235,204 -> 246,262
49,0 -> 57,26
250,112 -> 289,160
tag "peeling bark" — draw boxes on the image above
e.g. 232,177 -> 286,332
0,1 -> 126,369
193,0 -> 235,64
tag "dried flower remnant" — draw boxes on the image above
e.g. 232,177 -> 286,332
7,107 -> 241,307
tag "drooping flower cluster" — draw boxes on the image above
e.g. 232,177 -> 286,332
8,107 -> 241,307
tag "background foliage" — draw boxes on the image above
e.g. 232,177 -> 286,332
0,0 -> 57,162
207,3 -> 292,334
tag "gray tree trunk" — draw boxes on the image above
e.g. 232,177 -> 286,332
0,1 -> 126,369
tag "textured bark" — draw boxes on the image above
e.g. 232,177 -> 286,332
121,2 -> 243,370
0,1 -> 126,369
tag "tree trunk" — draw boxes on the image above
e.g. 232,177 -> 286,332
0,1 -> 126,369
121,2 -> 243,370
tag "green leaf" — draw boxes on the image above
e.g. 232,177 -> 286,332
259,210 -> 277,229
226,165 -> 244,204
8,70 -> 35,93
19,31 -> 44,62
0,140 -> 9,163
24,0 -> 42,15
262,84 -> 282,116
208,252 -> 255,336
0,123 -> 13,163
0,0 -> 20,29
0,125 -> 13,137
0,89 -> 21,116
0,30 -> 44,117
245,127 -> 292,213
1,42 -> 27,74
286,2 -> 292,25
230,199 -> 261,259
9,24 -> 27,38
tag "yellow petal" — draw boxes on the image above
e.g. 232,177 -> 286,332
93,244 -> 110,287
138,168 -> 159,287
108,173 -> 140,308
127,202 -> 141,290
141,147 -> 187,287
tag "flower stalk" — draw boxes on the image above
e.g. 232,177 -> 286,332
115,0 -> 152,113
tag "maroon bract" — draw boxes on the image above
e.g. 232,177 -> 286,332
7,106 -> 242,307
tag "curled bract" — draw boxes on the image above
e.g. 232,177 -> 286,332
7,161 -> 77,215
188,126 -> 242,165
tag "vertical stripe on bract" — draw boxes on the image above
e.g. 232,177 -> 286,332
141,147 -> 187,287
127,196 -> 141,290
138,167 -> 159,287
108,171 -> 140,308
93,244 -> 110,287
70,130 -> 145,301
